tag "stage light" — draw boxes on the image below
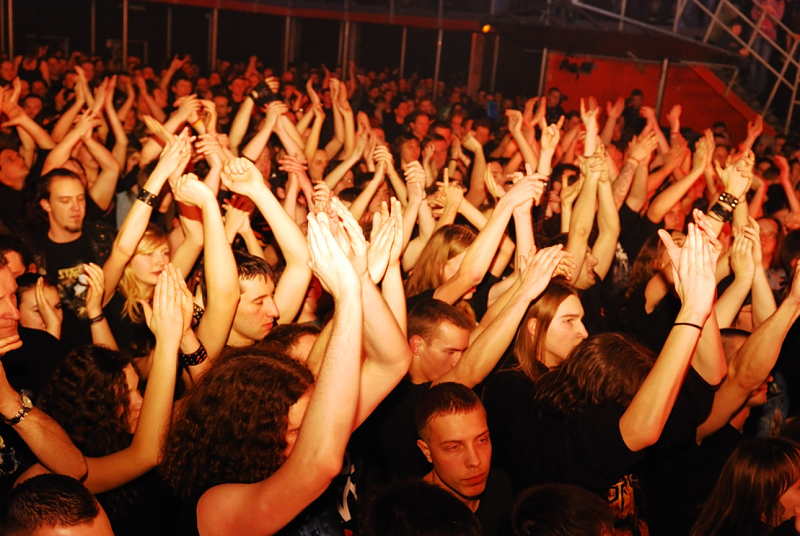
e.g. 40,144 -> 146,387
482,24 -> 492,33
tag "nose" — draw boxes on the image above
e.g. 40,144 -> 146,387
577,321 -> 589,339
266,298 -> 280,319
464,445 -> 481,468
1,299 -> 20,321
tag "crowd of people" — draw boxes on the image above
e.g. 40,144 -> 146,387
0,45 -> 798,535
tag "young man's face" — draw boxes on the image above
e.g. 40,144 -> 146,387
230,275 -> 280,346
414,322 -> 470,382
41,176 -> 86,235
418,407 -> 492,502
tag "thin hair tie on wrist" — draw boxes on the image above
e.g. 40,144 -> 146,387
674,322 -> 703,331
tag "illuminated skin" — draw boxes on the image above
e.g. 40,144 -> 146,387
0,266 -> 20,340
33,509 -> 115,536
779,477 -> 800,523
412,322 -> 470,383
122,364 -> 143,434
532,295 -> 588,368
573,247 -> 599,290
18,285 -> 62,332
283,390 -> 312,457
0,148 -> 30,190
2,250 -> 28,278
130,245 -> 170,288
40,176 -> 86,239
228,276 -> 281,347
418,408 -> 492,512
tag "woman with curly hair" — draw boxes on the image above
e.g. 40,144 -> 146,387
690,438 -> 800,536
481,280 -> 586,468
35,265 -> 187,536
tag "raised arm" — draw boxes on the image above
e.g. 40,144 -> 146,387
619,224 -> 716,452
565,153 -> 601,282
436,246 -> 571,387
80,129 -> 121,211
83,265 -> 184,493
433,178 -> 538,304
222,158 -> 312,325
240,101 -> 285,162
197,212 -> 363,536
594,152 -> 621,281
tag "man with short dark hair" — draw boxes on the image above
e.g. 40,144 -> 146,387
415,382 -> 512,536
0,474 -> 111,536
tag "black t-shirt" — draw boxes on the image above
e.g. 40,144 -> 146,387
44,234 -> 97,319
475,468 -> 513,536
619,203 -> 661,266
481,369 -> 536,470
105,293 -> 155,358
2,327 -> 62,400
357,380 -> 432,497
624,281 -> 682,354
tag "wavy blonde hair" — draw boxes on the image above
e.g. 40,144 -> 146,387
118,225 -> 168,323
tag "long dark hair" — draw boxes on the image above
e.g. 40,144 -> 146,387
690,438 -> 800,536
532,333 -> 653,419
160,348 -> 314,500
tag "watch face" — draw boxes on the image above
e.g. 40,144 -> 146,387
20,395 -> 31,409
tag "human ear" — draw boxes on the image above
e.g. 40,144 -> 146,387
410,334 -> 425,355
417,439 -> 432,463
40,198 -> 51,214
526,318 -> 537,336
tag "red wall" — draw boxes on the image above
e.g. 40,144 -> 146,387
545,53 -> 772,143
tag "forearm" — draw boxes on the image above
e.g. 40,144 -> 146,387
51,98 -> 85,142
645,163 -> 677,198
229,98 -> 255,154
251,185 -> 310,269
600,117 -> 617,146
385,167 -> 408,206
401,198 -> 422,252
594,180 -> 621,279
647,167 -> 702,223
241,229 -> 267,260
751,268 -> 777,328
611,159 -> 638,209
16,115 -> 55,149
8,409 -> 87,480
625,163 -> 649,213
457,200 -> 515,283
241,122 -> 275,162
303,116 -> 324,163
512,131 -> 538,171
537,149 -> 554,176
464,149 -> 488,207
349,170 -> 385,222
514,209 -> 534,270
42,130 -> 83,173
714,278 -> 752,328
342,109 -> 356,160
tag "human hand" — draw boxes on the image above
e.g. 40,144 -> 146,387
195,133 -> 226,169
83,263 -> 106,319
628,131 -> 658,163
639,105 -> 657,123
502,175 -> 545,209
174,94 -> 201,122
140,264 -> 188,345
539,115 -> 564,152
747,114 -> 764,140
715,150 -> 754,199
264,100 -> 289,131
462,130 -> 482,153
170,54 -> 189,72
658,223 -> 717,322
155,127 -> 193,179
366,202 -> 395,283
200,99 -> 218,134
560,174 -> 584,207
506,109 -> 523,136
580,96 -> 599,131
606,97 -> 625,120
221,157 -> 267,197
730,229 -> 756,283
742,216 -> 763,267
33,277 -> 61,334
306,212 -> 362,300
170,173 -> 215,208
0,334 -> 21,357
518,245 -> 576,299
313,181 -> 332,214
374,145 -> 394,168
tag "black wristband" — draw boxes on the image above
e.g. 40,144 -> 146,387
88,313 -> 105,325
709,202 -> 733,223
717,191 -> 740,209
136,188 -> 157,207
674,322 -> 703,330
180,340 -> 208,367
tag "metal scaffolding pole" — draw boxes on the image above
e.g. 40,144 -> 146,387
654,58 -> 669,119
210,7 -> 219,71
490,35 -> 499,93
538,47 -> 548,96
399,26 -> 407,78
166,7 -> 172,59
7,0 -> 12,59
432,0 -> 444,101
91,0 -> 96,55
121,0 -> 128,65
